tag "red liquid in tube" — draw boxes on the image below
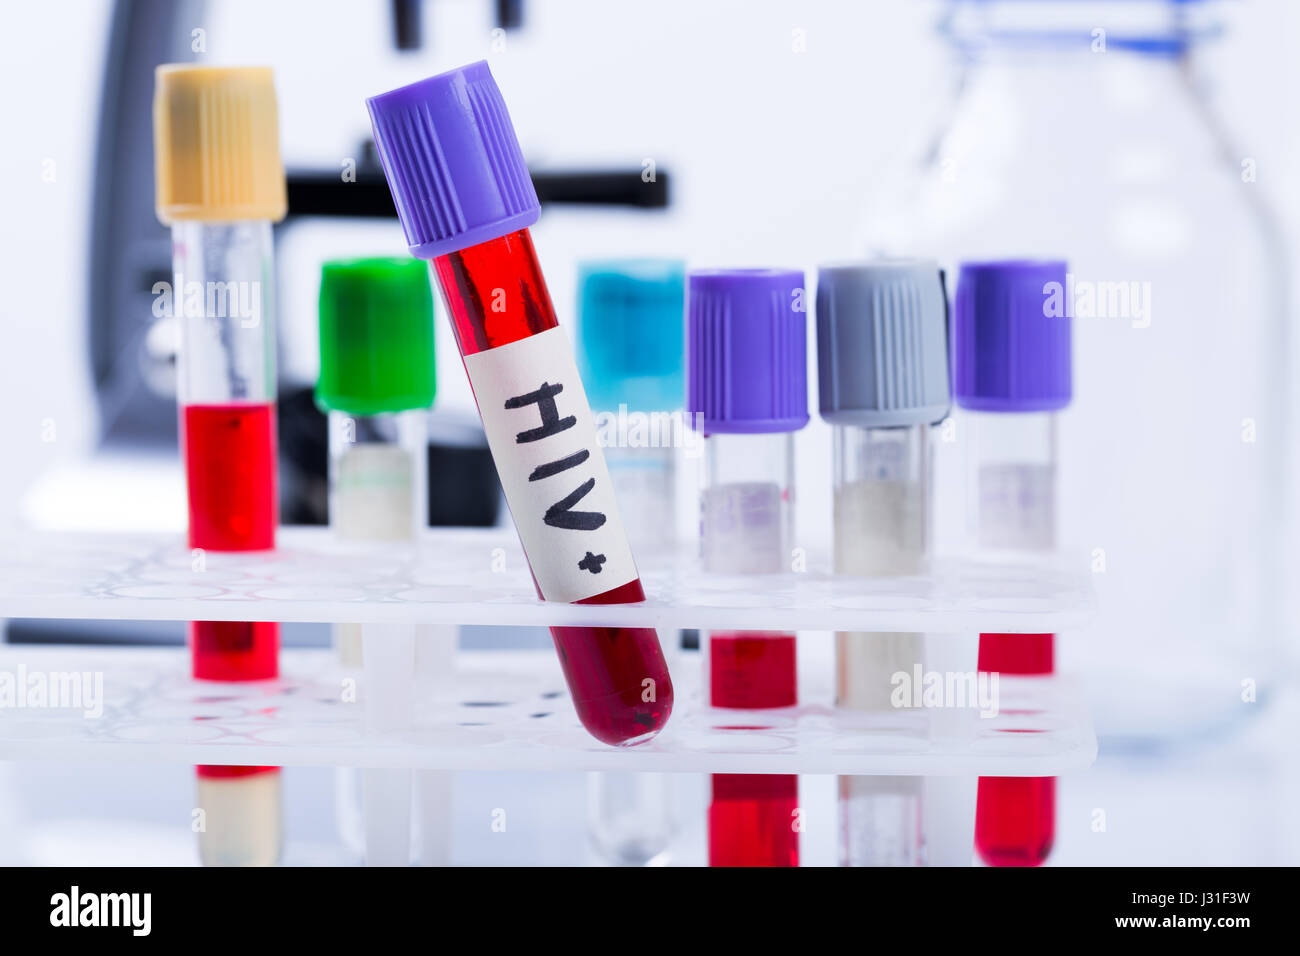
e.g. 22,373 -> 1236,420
709,632 -> 797,709
182,402 -> 277,552
706,632 -> 798,866
433,229 -> 672,746
709,773 -> 799,867
189,621 -> 279,682
182,401 -> 280,681
976,632 -> 1055,866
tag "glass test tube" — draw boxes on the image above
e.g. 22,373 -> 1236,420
952,259 -> 1071,869
701,432 -> 800,868
433,231 -> 672,744
173,219 -> 280,679
688,268 -> 808,868
834,423 -> 931,867
315,257 -> 441,862
834,423 -> 930,708
328,412 -> 428,664
368,64 -> 673,746
317,256 -> 436,665
701,432 -> 798,706
968,410 -> 1058,867
154,65 -> 287,868
155,65 -> 285,682
816,261 -> 951,868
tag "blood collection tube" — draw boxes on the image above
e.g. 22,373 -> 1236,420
317,257 -> 436,665
155,66 -> 286,864
816,261 -> 950,866
953,260 -> 1072,868
366,62 -> 672,746
154,65 -> 286,681
577,260 -> 685,865
688,269 -> 807,867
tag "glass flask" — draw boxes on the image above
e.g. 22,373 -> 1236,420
862,0 -> 1289,746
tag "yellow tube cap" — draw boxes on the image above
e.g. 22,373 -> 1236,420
153,65 -> 287,223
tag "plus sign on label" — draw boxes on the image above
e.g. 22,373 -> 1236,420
464,326 -> 639,604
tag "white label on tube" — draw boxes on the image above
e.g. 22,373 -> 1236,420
463,326 -> 639,604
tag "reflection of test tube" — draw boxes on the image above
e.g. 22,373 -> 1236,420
577,260 -> 686,556
317,258 -> 435,664
954,260 -> 1071,868
153,65 -> 285,681
577,260 -> 685,865
816,262 -> 950,866
689,269 -> 807,867
367,62 -> 672,746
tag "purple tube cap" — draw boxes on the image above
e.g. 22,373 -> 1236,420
953,259 -> 1073,413
688,268 -> 809,434
366,61 -> 540,260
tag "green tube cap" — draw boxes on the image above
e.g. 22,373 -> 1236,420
316,257 -> 436,415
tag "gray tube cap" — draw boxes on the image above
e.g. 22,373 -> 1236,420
816,259 -> 951,428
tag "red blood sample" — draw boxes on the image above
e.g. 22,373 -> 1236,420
190,621 -> 279,682
182,402 -> 278,551
976,632 -> 1055,866
709,632 -> 797,709
706,632 -> 798,866
433,229 -> 673,746
709,774 -> 799,867
978,632 -> 1054,676
976,775 -> 1055,867
182,402 -> 279,681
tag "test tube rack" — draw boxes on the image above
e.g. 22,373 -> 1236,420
0,527 -> 1098,864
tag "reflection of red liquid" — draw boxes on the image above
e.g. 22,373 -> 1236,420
182,402 -> 277,551
709,774 -> 799,867
976,633 -> 1055,867
710,632 -> 796,709
190,621 -> 279,682
435,230 -> 673,746
182,402 -> 279,681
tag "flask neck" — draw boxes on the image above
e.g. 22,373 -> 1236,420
941,0 -> 1218,60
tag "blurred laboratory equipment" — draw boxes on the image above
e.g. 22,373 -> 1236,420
864,0 -> 1288,747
